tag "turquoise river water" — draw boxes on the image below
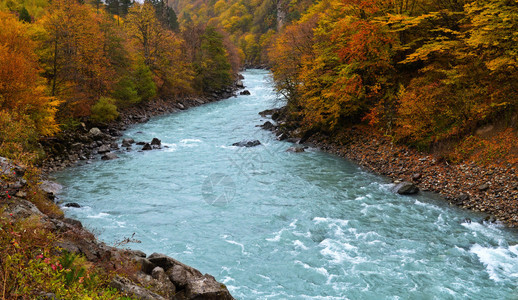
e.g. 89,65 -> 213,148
54,70 -> 518,299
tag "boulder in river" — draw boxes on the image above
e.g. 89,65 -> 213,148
287,147 -> 305,153
151,138 -> 161,148
240,90 -> 251,95
394,182 -> 419,195
122,138 -> 135,147
261,121 -> 275,131
142,143 -> 153,151
236,80 -> 244,88
65,202 -> 81,208
232,140 -> 261,147
101,152 -> 119,160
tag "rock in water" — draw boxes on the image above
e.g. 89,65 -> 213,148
394,182 -> 419,195
287,147 -> 305,153
151,138 -> 161,147
232,140 -> 261,147
101,153 -> 118,160
236,80 -> 244,88
122,138 -> 135,147
65,202 -> 81,208
261,121 -> 275,130
142,143 -> 152,151
240,90 -> 251,95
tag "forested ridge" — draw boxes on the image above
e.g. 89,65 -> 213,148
3,0 -> 516,165
169,0 -> 518,166
0,0 -> 240,165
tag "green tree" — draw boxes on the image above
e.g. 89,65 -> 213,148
194,26 -> 232,91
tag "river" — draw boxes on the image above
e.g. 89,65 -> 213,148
54,69 -> 518,299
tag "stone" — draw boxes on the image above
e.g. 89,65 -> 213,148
394,182 -> 419,195
147,253 -> 233,299
286,147 -> 305,153
151,138 -> 161,147
98,144 -> 111,154
187,275 -> 233,300
232,140 -> 261,147
137,257 -> 157,275
261,121 -> 275,130
142,143 -> 152,151
88,127 -> 103,139
166,263 -> 201,288
136,141 -> 146,145
129,250 -> 147,258
63,218 -> 82,228
110,142 -> 119,149
64,202 -> 81,208
40,180 -> 62,196
122,138 -> 135,147
412,173 -> 422,181
478,183 -> 490,191
457,193 -> 469,203
484,215 -> 497,223
240,90 -> 251,95
101,153 -> 118,160
110,276 -> 166,300
0,156 -> 25,178
236,80 -> 244,88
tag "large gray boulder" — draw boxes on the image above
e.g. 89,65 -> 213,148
147,253 -> 233,300
232,140 -> 261,147
88,127 -> 103,140
122,138 -> 135,147
40,180 -> 63,196
101,152 -> 118,160
394,182 -> 419,195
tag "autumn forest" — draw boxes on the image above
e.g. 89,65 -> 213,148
1,0 -> 518,298
1,0 -> 517,167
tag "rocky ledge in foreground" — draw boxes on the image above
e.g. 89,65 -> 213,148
261,107 -> 518,227
1,158 -> 233,299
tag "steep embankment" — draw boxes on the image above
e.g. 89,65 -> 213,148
1,172 -> 233,299
1,90 -> 241,299
262,108 -> 518,228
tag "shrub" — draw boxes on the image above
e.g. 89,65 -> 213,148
112,76 -> 140,106
90,97 -> 119,124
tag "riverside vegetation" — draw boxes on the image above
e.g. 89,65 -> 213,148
1,0 -> 518,297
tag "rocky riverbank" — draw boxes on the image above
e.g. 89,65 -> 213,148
1,88 -> 244,298
0,158 -> 234,299
40,87 -> 239,173
261,108 -> 518,228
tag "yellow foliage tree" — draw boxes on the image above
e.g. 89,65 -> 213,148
0,11 -> 59,137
